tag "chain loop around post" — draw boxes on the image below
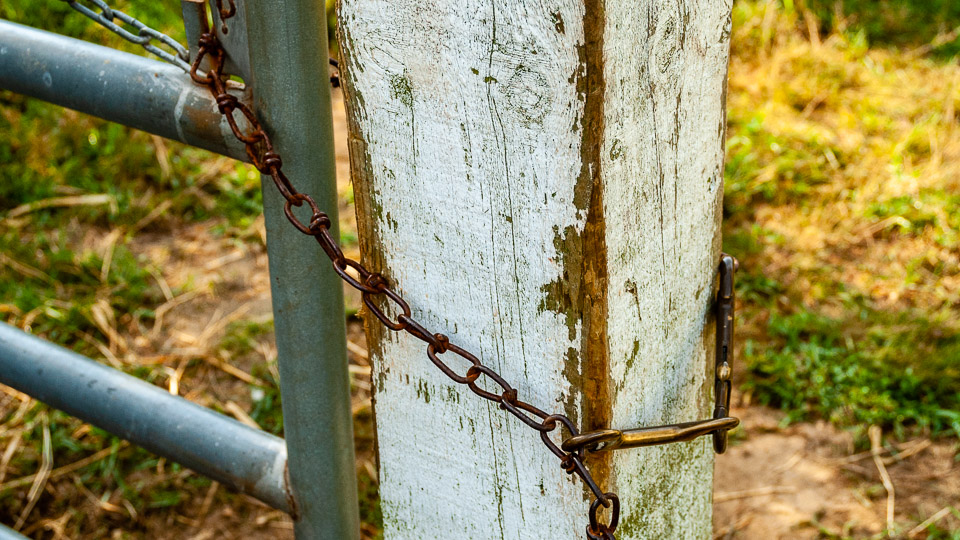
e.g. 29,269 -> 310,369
425,342 -> 481,384
181,6 -> 738,537
463,364 -> 515,404
328,259 -> 378,294
362,285 -> 412,331
282,194 -> 322,235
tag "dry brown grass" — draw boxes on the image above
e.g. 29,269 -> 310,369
729,1 -> 960,314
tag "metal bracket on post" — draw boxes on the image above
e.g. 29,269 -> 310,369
712,253 -> 737,453
181,0 -> 250,80
563,254 -> 741,455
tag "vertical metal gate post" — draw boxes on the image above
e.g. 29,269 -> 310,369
242,3 -> 361,538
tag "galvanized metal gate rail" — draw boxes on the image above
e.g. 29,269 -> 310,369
0,2 -> 360,538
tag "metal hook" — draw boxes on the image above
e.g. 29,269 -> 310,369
562,254 -> 740,456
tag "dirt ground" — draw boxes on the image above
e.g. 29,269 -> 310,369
714,407 -> 959,539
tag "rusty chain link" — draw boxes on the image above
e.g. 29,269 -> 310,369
213,0 -> 237,29
191,10 -> 619,538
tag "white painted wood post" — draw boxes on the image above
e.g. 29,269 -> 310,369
339,0 -> 734,538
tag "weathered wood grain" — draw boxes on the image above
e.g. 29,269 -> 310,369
339,0 -> 733,537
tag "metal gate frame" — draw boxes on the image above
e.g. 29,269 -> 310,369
0,2 -> 360,538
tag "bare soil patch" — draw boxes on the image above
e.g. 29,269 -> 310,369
715,407 -> 959,539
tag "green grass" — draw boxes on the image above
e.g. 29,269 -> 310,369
916,508 -> 960,540
1,1 -> 362,535
219,319 -> 274,357
0,0 -> 269,356
0,2 -> 277,533
741,304 -> 960,439
726,0 -> 960,443
0,229 -> 160,350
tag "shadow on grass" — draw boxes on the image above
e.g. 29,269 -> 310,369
739,299 -> 960,443
806,0 -> 960,58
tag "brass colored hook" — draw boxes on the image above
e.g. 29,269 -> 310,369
563,254 -> 740,456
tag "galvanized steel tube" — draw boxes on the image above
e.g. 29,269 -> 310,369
0,20 -> 249,161
0,322 -> 291,513
242,2 -> 362,537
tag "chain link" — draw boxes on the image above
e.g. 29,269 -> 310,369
60,0 -> 191,71
191,10 -> 620,538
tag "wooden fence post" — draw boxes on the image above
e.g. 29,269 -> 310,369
339,0 -> 733,537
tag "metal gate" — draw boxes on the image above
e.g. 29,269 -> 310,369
0,1 -> 360,538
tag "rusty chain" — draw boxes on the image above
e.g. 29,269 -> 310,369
190,5 -> 740,539
190,10 -> 618,538
61,0 -> 341,87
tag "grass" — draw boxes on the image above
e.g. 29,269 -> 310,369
1,0 -> 958,537
726,0 -> 960,442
